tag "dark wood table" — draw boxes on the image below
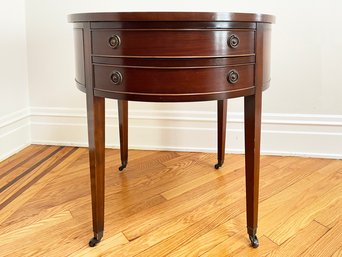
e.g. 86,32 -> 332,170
68,12 -> 275,248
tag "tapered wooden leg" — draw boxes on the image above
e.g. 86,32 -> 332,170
215,99 -> 227,169
87,96 -> 105,247
244,94 -> 262,248
117,100 -> 128,171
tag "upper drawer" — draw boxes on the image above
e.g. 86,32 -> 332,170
91,30 -> 254,57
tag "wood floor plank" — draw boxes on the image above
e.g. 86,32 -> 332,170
266,172 -> 342,244
120,162 -> 254,241
258,158 -> 327,202
0,145 -> 341,256
70,232 -> 129,257
81,170 -> 252,256
69,155 -> 243,232
158,156 -> 310,256
133,205 -> 240,257
302,220 -> 342,257
107,164 -> 293,256
331,248 -> 342,257
0,145 -> 45,172
0,146 -> 59,186
260,162 -> 342,244
0,200 -> 84,236
65,164 -> 206,224
162,151 -> 212,166
166,219 -> 241,257
265,220 -> 329,257
232,236 -> 277,257
199,232 -> 246,256
161,156 -> 245,200
0,146 -> 67,209
0,210 -> 73,256
0,146 -> 64,205
314,188 -> 342,228
0,147 -> 79,226
121,150 -> 178,173
0,149 -> 88,232
4,217 -> 89,257
226,159 -> 336,239
72,151 -> 210,215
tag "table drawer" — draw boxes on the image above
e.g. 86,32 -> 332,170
92,30 -> 254,57
94,64 -> 254,95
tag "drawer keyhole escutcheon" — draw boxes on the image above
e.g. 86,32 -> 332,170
227,69 -> 239,84
110,71 -> 123,85
228,34 -> 240,48
108,34 -> 121,49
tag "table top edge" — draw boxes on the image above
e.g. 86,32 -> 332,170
67,12 -> 275,24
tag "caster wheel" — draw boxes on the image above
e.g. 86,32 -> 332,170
118,161 -> 127,171
249,234 -> 259,248
214,162 -> 223,169
89,237 -> 100,247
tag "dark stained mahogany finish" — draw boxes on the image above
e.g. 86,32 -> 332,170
215,99 -> 227,169
93,64 -> 254,95
118,100 -> 128,171
92,30 -> 255,57
68,12 -> 275,248
68,12 -> 275,23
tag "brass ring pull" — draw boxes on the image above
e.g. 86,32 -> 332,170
110,71 -> 123,85
108,34 -> 121,49
228,34 -> 240,48
227,69 -> 239,84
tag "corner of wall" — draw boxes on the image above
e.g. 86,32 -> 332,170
0,108 -> 31,161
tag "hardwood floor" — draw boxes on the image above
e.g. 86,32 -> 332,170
0,145 -> 341,256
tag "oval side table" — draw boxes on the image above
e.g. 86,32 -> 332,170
68,12 -> 275,248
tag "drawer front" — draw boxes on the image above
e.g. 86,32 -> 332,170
94,64 -> 254,95
92,30 -> 254,57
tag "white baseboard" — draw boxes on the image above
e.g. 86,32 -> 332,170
30,107 -> 342,159
2,107 -> 340,162
0,108 -> 31,161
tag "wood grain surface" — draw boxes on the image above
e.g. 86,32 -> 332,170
0,145 -> 341,256
91,30 -> 255,57
68,12 -> 275,23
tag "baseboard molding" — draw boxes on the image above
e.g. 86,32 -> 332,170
0,108 -> 31,161
30,107 -> 342,159
2,107 -> 340,162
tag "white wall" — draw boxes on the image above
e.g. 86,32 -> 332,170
4,0 -> 342,160
0,0 -> 30,161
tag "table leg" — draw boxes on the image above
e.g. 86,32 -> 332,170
87,96 -> 105,247
118,100 -> 128,171
215,99 -> 227,169
244,94 -> 262,248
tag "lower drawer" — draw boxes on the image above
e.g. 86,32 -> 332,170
93,64 -> 254,95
